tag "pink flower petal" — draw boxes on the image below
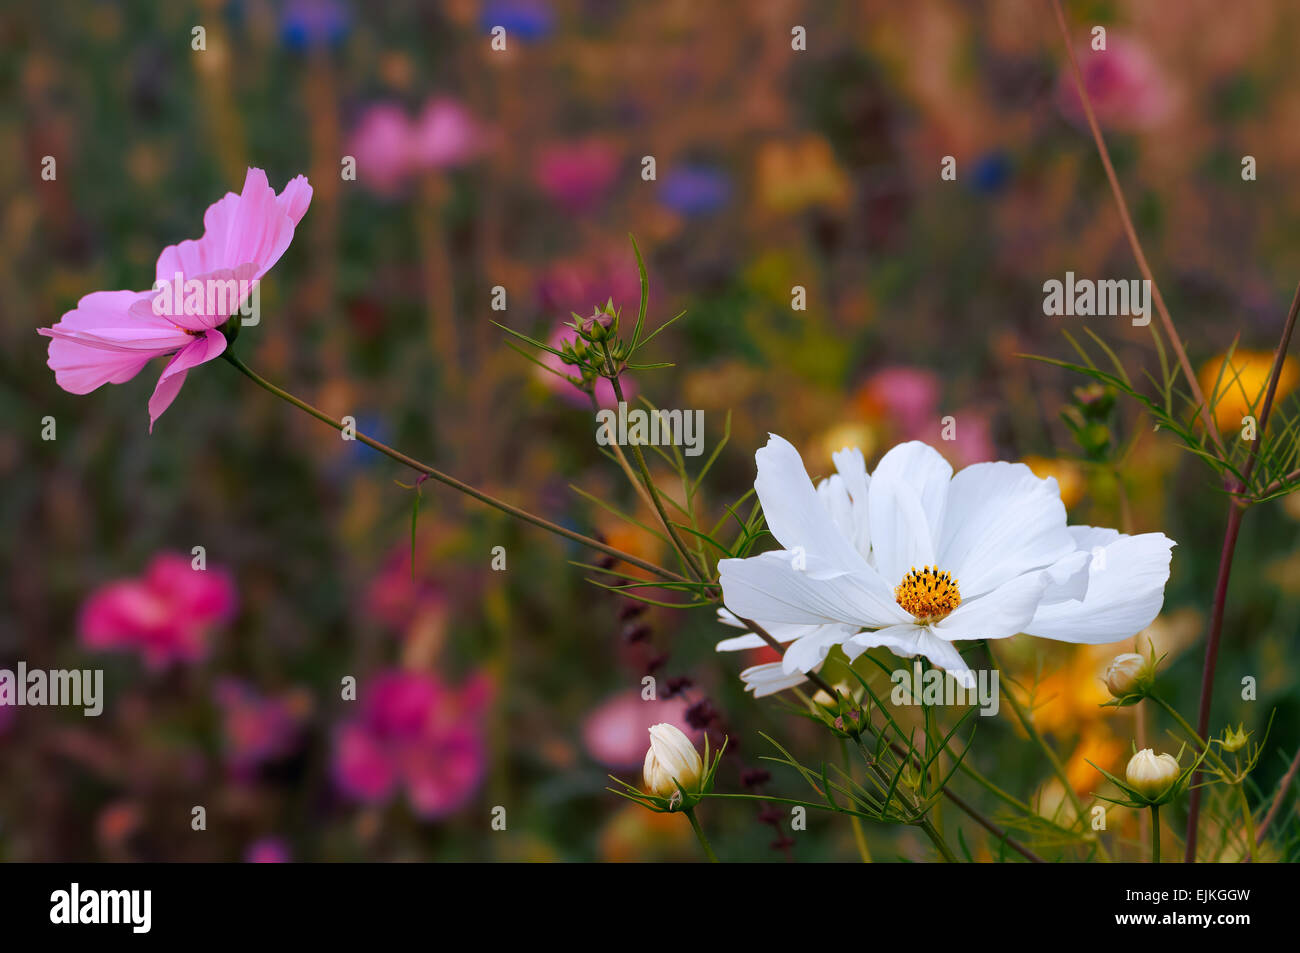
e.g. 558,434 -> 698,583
147,330 -> 227,431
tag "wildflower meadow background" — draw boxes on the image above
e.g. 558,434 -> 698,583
3,0 -> 1299,863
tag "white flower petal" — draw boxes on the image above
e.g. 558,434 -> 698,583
938,461 -> 1075,598
1024,531 -> 1175,643
845,623 -> 976,689
1037,548 -> 1093,605
753,434 -> 868,570
781,625 -> 856,675
932,568 -> 1052,642
739,662 -> 813,698
715,633 -> 772,651
719,550 -> 909,629
832,446 -> 872,555
868,441 -> 951,585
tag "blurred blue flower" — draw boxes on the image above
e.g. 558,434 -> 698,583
280,0 -> 352,53
480,0 -> 554,41
969,152 -> 1011,195
658,165 -> 731,216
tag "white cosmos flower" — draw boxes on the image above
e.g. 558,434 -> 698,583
717,435 -> 1175,694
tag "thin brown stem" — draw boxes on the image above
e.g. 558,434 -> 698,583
1255,745 -> 1300,847
600,343 -> 711,584
1186,282 -> 1300,860
1047,0 -> 1223,454
223,351 -> 690,586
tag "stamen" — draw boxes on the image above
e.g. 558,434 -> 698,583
894,565 -> 961,623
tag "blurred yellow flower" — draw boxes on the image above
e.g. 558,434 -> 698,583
599,803 -> 693,862
1022,455 -> 1086,509
756,136 -> 851,214
1198,349 -> 1298,434
814,421 -> 877,470
1022,643 -> 1119,737
1067,729 -> 1126,795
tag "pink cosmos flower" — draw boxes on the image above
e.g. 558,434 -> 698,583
411,97 -> 488,170
333,669 -> 491,819
582,691 -> 702,769
535,139 -> 621,213
346,103 -> 415,195
1056,37 -> 1173,131
79,552 -> 238,668
214,679 -> 307,779
38,168 -> 312,430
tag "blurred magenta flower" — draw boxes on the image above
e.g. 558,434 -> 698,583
582,691 -> 701,769
346,104 -> 415,195
245,837 -> 292,863
79,553 -> 237,668
412,97 -> 488,170
38,168 -> 312,430
333,669 -> 491,819
535,139 -> 620,213
1056,37 -> 1173,130
214,679 -> 307,779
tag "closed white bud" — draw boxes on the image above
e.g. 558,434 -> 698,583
643,723 -> 704,798
1104,653 -> 1147,697
1126,748 -> 1179,799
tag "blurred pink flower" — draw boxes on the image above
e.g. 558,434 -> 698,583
364,547 -> 448,631
1057,37 -> 1173,131
534,254 -> 643,408
535,139 -> 621,212
582,691 -> 701,769
333,669 -> 491,819
346,103 -> 415,195
245,837 -> 291,863
37,168 -> 312,430
412,97 -> 487,170
537,323 -> 625,408
214,679 -> 307,779
537,254 -> 643,317
79,553 -> 237,668
943,406 -> 995,467
856,367 -> 941,436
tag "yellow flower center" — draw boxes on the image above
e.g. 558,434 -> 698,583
894,566 -> 961,623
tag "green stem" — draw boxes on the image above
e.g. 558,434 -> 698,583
684,807 -> 718,862
1149,693 -> 1230,774
1150,804 -> 1160,864
600,343 -> 710,585
923,686 -> 944,836
841,739 -> 872,862
1238,784 -> 1258,863
222,351 -> 688,585
919,817 -> 957,862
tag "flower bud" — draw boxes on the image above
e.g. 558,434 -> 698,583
1221,723 -> 1249,754
643,723 -> 704,799
1126,748 -> 1179,800
1104,653 -> 1147,697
